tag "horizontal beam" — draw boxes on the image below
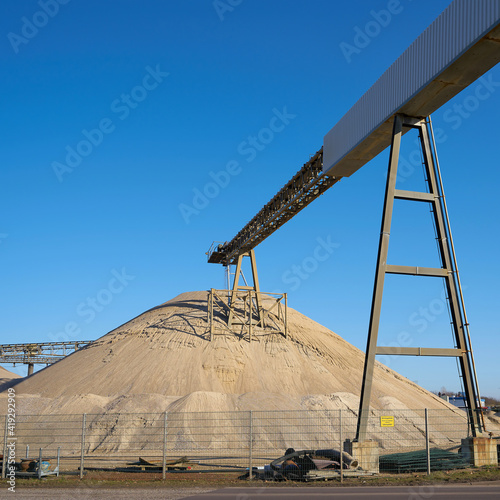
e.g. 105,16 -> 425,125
394,190 -> 436,202
376,347 -> 463,357
0,355 -> 64,364
385,265 -> 449,277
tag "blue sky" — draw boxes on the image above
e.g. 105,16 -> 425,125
1,0 -> 499,399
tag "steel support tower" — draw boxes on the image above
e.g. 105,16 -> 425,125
355,115 -> 484,440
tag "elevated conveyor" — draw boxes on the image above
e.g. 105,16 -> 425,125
208,1 -> 500,267
207,148 -> 339,265
0,340 -> 92,375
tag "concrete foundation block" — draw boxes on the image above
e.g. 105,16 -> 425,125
461,437 -> 498,467
344,439 -> 379,473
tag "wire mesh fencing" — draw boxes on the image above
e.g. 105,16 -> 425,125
2,407 -> 497,477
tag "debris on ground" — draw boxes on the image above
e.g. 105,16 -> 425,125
239,448 -> 375,482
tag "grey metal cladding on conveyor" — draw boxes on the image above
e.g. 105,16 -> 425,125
323,0 -> 500,178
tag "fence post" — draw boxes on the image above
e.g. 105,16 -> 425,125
38,447 -> 42,480
2,416 -> 7,479
425,408 -> 430,475
162,412 -> 168,481
339,409 -> 343,483
80,413 -> 86,479
248,410 -> 253,480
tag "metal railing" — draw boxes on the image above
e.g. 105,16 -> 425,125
208,289 -> 287,340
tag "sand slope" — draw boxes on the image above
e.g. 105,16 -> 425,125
6,291 -> 498,455
0,365 -> 22,391
11,291 -> 459,414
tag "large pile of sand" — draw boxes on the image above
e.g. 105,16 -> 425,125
5,291 -> 498,455
10,291 -> 461,414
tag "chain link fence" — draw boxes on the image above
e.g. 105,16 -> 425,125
2,407 -> 497,478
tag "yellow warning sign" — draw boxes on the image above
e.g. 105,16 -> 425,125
380,416 -> 395,427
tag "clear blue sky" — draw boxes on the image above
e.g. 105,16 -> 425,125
1,1 -> 499,399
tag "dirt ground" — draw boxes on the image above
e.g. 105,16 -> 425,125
6,466 -> 500,490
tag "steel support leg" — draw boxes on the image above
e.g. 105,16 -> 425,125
419,120 -> 482,434
356,114 -> 403,442
228,250 -> 262,329
356,114 -> 482,441
249,249 -> 263,326
227,255 -> 244,327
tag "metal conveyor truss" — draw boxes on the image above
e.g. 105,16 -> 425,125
207,148 -> 339,265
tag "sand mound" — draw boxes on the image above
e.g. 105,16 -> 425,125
0,365 -> 22,391
10,290 -> 459,414
5,291 -> 499,455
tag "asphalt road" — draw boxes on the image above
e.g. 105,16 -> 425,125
0,487 -> 213,500
2,483 -> 500,499
183,483 -> 500,499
